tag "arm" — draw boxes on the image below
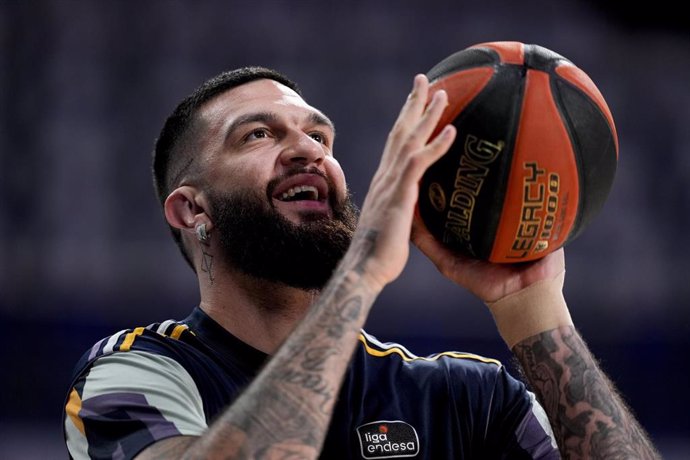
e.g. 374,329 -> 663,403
151,251 -> 377,459
494,264 -> 660,458
138,75 -> 457,459
411,227 -> 661,458
514,325 -> 659,459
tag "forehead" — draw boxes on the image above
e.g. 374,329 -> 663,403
199,79 -> 329,130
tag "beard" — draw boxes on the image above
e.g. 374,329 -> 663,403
207,172 -> 358,291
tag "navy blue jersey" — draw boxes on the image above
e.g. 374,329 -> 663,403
64,307 -> 559,459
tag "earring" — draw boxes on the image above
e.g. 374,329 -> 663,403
196,223 -> 210,244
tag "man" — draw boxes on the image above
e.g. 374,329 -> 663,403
63,67 -> 659,459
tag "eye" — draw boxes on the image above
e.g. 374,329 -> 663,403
309,131 -> 329,145
244,128 -> 271,142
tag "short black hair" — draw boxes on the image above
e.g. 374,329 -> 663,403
152,66 -> 301,269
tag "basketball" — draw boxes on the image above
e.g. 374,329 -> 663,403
418,41 -> 618,263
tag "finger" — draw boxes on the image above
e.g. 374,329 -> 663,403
410,211 -> 458,256
410,213 -> 460,275
395,123 -> 456,193
412,88 -> 450,145
410,211 -> 487,280
388,88 -> 449,164
399,74 -> 429,123
385,75 -> 430,154
413,122 -> 457,171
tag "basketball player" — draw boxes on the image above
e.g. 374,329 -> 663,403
63,67 -> 660,459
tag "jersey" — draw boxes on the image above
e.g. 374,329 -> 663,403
63,307 -> 559,459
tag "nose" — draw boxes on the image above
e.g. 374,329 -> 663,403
278,130 -> 325,167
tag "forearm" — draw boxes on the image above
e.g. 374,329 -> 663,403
486,269 -> 660,459
185,231 -> 381,459
513,326 -> 661,459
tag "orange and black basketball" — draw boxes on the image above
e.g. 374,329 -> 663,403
418,41 -> 618,263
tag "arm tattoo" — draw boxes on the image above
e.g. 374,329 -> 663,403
513,326 -> 661,459
351,229 -> 378,275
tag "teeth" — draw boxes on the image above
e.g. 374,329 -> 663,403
280,185 -> 319,201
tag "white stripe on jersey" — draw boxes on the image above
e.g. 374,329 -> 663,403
102,329 -> 128,354
155,320 -> 176,335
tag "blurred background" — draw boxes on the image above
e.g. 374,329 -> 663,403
1,0 -> 688,458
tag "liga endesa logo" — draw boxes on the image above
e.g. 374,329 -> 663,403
356,420 -> 420,458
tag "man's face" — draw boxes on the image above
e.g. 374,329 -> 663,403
192,79 -> 357,289
196,79 -> 347,225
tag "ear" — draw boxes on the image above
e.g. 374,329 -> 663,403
164,186 -> 212,236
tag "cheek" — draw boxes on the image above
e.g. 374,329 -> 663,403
207,158 -> 273,196
325,157 -> 347,197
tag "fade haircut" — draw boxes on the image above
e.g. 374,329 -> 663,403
152,66 -> 301,269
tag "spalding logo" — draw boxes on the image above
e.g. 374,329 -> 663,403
356,420 -> 420,459
428,182 -> 446,212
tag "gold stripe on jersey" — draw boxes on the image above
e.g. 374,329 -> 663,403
359,334 -> 417,362
170,324 -> 189,340
66,388 -> 85,435
428,351 -> 501,366
120,327 -> 145,352
358,333 -> 501,366
111,322 -> 194,354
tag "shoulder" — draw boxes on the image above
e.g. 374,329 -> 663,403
80,320 -> 195,362
67,349 -> 207,433
65,317 -> 208,430
67,317 -> 206,410
70,319 -> 199,379
64,320 -> 208,459
354,330 -> 513,396
353,331 -> 558,457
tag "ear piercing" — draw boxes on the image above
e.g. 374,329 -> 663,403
196,223 -> 210,244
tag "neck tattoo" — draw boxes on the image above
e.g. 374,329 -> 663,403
201,250 -> 215,284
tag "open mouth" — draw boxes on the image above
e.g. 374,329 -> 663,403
271,172 -> 331,215
279,184 -> 321,202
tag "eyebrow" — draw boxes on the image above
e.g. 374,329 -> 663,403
308,111 -> 336,136
224,110 -> 336,143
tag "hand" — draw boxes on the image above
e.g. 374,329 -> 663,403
352,74 -> 456,290
411,214 -> 566,303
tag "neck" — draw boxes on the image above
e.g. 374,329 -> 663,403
198,266 -> 318,354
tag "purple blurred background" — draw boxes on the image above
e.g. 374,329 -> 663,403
1,0 -> 689,457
